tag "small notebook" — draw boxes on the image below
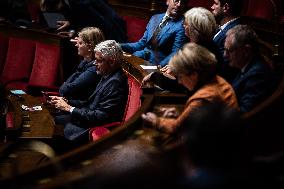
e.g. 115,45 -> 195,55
42,12 -> 66,29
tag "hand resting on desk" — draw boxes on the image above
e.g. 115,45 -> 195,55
48,96 -> 72,112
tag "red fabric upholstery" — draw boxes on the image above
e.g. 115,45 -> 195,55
90,126 -> 111,141
122,15 -> 148,42
187,0 -> 214,10
1,37 -> 36,89
123,73 -> 142,121
89,73 -> 142,141
244,0 -> 277,20
6,112 -> 14,129
281,15 -> 284,23
28,42 -> 61,88
0,34 -> 9,74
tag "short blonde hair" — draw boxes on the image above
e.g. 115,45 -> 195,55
78,27 -> 105,50
184,7 -> 217,42
169,43 -> 217,84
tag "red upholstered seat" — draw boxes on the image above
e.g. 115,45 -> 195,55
122,15 -> 148,42
244,0 -> 277,20
1,37 -> 36,89
89,73 -> 142,141
281,15 -> 284,23
187,0 -> 214,10
0,34 -> 9,74
28,42 -> 61,89
123,72 -> 142,121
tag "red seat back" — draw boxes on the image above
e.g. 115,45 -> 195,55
28,42 -> 61,88
244,0 -> 277,20
123,73 -> 142,121
0,34 -> 9,74
1,37 -> 36,89
122,15 -> 148,42
187,0 -> 214,10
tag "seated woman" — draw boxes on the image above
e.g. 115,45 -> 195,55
143,7 -> 225,92
59,27 -> 105,101
142,43 -> 239,134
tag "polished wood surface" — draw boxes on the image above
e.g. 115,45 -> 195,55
8,94 -> 54,139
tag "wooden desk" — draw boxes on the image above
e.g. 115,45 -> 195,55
122,53 -> 157,81
8,94 -> 55,139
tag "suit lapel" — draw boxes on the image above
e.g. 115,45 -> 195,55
155,20 -> 172,42
148,14 -> 164,42
87,76 -> 107,101
87,70 -> 120,102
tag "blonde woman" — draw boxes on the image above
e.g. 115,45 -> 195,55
59,27 -> 105,101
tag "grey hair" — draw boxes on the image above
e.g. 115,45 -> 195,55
169,43 -> 217,85
226,25 -> 259,53
184,7 -> 217,41
94,40 -> 123,62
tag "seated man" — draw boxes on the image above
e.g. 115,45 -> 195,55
120,0 -> 188,67
224,25 -> 277,113
211,0 -> 243,82
50,40 -> 129,143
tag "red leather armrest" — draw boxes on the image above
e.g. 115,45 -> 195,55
89,122 -> 121,141
6,112 -> 14,129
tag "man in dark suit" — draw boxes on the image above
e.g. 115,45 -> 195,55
211,0 -> 243,82
224,25 -> 277,113
120,0 -> 188,67
50,40 -> 129,143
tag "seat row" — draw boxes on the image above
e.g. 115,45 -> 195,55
0,31 -> 62,92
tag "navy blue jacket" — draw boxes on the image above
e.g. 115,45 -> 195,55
232,57 -> 276,113
213,18 -> 240,82
59,60 -> 101,100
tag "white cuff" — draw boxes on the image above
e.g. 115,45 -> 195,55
70,107 -> 75,113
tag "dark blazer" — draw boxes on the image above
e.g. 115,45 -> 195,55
59,60 -> 101,100
232,57 -> 276,113
61,68 -> 129,142
213,18 -> 240,55
213,18 -> 240,82
121,13 -> 188,66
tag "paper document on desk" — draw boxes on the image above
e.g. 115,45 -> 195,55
21,105 -> 42,111
140,65 -> 158,70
